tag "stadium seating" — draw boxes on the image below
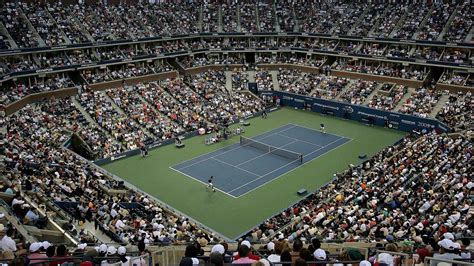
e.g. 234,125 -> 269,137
0,1 -> 472,265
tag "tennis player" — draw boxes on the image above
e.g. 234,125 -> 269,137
208,176 -> 216,192
320,123 -> 326,133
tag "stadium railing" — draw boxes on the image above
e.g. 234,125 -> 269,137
424,256 -> 474,266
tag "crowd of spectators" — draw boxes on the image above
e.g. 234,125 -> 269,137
81,62 -> 171,84
0,2 -> 472,262
202,3 -> 219,33
413,46 -> 443,61
439,71 -> 469,86
296,2 -> 336,34
339,80 -> 378,105
443,1 -> 472,43
416,3 -> 455,41
240,3 -> 258,33
334,59 -> 380,74
178,55 -> 242,68
0,74 -> 74,106
276,2 -> 295,32
399,85 -> 442,118
255,70 -> 274,91
358,43 -> 386,56
106,86 -> 182,140
352,3 -> 385,37
242,131 -> 472,262
334,41 -> 359,54
436,91 -> 472,130
334,60 -> 426,81
257,2 -> 276,32
332,3 -> 366,35
440,48 -> 470,64
232,67 -> 249,90
371,4 -> 405,38
310,75 -> 349,100
256,54 -> 325,68
0,2 -> 39,48
48,2 -> 90,44
0,55 -> 39,74
186,71 -> 264,120
22,3 -> 67,47
138,82 -> 208,131
278,69 -> 305,94
367,84 -> 408,111
2,97 -> 216,248
77,89 -> 151,150
221,2 -> 239,33
385,45 -> 411,59
392,5 -> 430,40
0,1 -> 470,51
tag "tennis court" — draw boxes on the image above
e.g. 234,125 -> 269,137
171,124 -> 351,197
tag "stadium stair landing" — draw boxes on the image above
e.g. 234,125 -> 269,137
270,71 -> 280,91
225,71 -> 233,91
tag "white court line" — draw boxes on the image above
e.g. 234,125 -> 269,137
169,166 -> 239,199
235,139 -> 299,167
289,123 -> 352,141
275,133 -> 323,148
229,137 -> 351,196
172,125 -> 297,171
211,157 -> 261,177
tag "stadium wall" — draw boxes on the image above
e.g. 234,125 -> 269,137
262,91 -> 451,133
257,64 -> 321,73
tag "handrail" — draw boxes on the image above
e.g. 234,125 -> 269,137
424,256 -> 474,265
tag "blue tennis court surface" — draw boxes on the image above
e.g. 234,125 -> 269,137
171,124 -> 351,198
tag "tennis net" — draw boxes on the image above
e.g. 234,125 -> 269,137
240,136 -> 303,164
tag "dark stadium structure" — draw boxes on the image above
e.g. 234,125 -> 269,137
0,0 -> 472,265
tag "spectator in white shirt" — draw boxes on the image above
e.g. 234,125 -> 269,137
0,228 -> 17,252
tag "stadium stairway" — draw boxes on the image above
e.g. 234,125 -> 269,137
225,71 -> 233,91
236,4 -> 242,32
270,71 -> 280,91
217,5 -> 223,32
465,27 -> 474,43
247,70 -> 256,83
429,93 -> 450,118
394,87 -> 415,112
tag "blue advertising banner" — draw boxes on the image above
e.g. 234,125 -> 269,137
266,91 -> 451,133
